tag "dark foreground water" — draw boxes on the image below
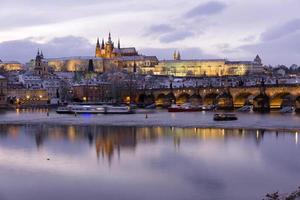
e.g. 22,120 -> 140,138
0,125 -> 299,200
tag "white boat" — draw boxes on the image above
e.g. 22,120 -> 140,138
103,105 -> 135,114
56,104 -> 134,114
280,106 -> 294,113
237,105 -> 252,112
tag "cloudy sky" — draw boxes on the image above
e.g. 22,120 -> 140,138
0,0 -> 300,65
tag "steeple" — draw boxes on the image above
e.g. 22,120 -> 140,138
254,54 -> 262,65
177,51 -> 181,60
118,39 -> 120,49
95,38 -> 102,57
96,38 -> 100,48
37,49 -> 40,56
41,50 -> 44,59
173,50 -> 181,60
173,51 -> 177,60
108,32 -> 112,43
101,39 -> 105,49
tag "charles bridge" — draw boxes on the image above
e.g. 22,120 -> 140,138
136,84 -> 300,111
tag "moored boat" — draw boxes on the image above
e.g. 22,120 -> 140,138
237,105 -> 252,112
56,104 -> 134,114
168,103 -> 202,112
213,113 -> 238,121
280,106 -> 294,113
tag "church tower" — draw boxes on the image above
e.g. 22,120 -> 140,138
173,51 -> 181,60
254,55 -> 262,65
105,32 -> 114,58
34,49 -> 48,76
95,38 -> 101,57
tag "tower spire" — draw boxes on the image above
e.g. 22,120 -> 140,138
101,38 -> 105,49
118,39 -> 120,49
108,32 -> 112,43
96,37 -> 100,48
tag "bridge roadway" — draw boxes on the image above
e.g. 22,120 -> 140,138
136,84 -> 300,109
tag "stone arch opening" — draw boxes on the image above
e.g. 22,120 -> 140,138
164,92 -> 176,107
216,92 -> 233,110
189,94 -> 202,106
234,92 -> 253,108
155,93 -> 166,107
138,93 -> 155,106
270,92 -> 294,109
176,93 -> 190,105
204,93 -> 218,106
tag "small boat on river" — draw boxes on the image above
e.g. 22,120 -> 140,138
213,113 -> 238,121
280,106 -> 294,113
237,105 -> 252,112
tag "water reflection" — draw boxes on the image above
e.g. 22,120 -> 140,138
0,125 -> 300,200
0,125 -> 298,164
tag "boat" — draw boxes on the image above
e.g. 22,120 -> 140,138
213,113 -> 238,121
168,103 -> 202,112
56,104 -> 134,114
202,105 -> 217,111
280,106 -> 294,113
103,105 -> 135,114
237,105 -> 252,112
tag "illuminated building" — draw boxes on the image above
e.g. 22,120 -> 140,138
0,75 -> 7,107
46,33 -> 159,73
0,60 -> 22,71
141,54 -> 265,77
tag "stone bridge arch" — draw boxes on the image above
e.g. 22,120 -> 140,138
176,93 -> 190,105
189,93 -> 202,106
216,92 -> 234,110
234,92 -> 255,108
270,92 -> 295,109
155,93 -> 166,107
203,93 -> 218,106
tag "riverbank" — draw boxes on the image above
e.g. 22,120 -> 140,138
1,110 -> 300,131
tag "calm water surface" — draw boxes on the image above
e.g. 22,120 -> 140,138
0,124 -> 299,200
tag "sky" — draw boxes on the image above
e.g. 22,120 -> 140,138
0,0 -> 300,65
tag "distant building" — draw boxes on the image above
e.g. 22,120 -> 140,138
0,75 -> 7,107
141,54 -> 265,77
0,60 -> 22,71
7,84 -> 48,107
72,82 -> 112,102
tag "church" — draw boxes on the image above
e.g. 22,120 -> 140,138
95,32 -> 139,58
46,33 -> 159,73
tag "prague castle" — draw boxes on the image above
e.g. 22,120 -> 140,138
46,33 -> 159,73
38,33 -> 264,76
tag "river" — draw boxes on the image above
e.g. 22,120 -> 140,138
0,110 -> 299,199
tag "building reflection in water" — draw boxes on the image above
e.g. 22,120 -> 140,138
0,124 -> 298,164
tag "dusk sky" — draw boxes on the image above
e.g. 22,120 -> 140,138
0,0 -> 300,65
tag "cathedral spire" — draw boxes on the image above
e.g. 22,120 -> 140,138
41,50 -> 44,59
177,51 -> 181,60
37,49 -> 40,56
101,38 -> 105,49
108,32 -> 112,43
173,50 -> 177,60
96,37 -> 100,48
118,39 -> 120,49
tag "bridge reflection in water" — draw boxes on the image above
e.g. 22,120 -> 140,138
0,124 -> 298,165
